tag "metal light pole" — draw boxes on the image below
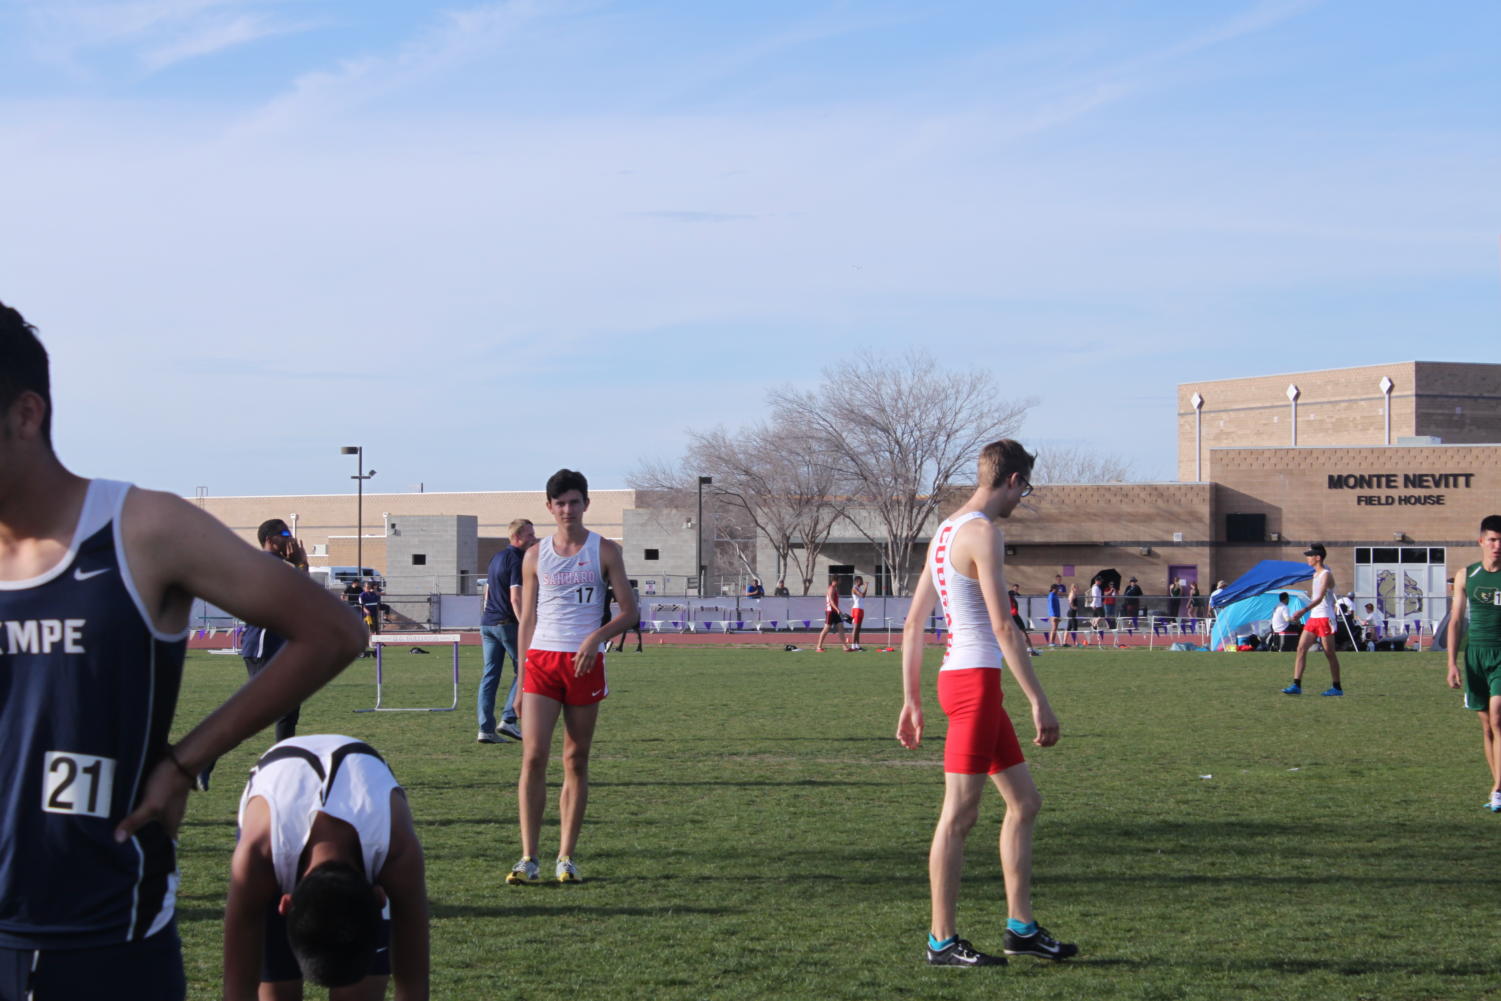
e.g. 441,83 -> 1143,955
696,476 -> 712,596
340,446 -> 377,578
1190,392 -> 1204,482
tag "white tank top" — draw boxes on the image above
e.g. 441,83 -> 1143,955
237,734 -> 400,894
1308,568 -> 1337,621
851,584 -> 864,611
929,511 -> 1004,672
532,531 -> 606,652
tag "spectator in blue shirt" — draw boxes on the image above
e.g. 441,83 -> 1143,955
477,518 -> 537,743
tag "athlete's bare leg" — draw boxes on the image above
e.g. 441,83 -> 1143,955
1291,629 -> 1314,683
1322,641 -> 1342,687
990,762 -> 1042,924
928,772 -> 986,941
557,701 -> 599,860
1488,697 -> 1501,795
1482,711 -> 1500,790
851,617 -> 863,647
815,622 -> 831,652
517,693 -> 565,859
261,980 -> 302,1001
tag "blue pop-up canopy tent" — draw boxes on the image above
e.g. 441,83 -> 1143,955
1210,561 -> 1314,609
1211,590 -> 1308,651
1210,559 -> 1364,652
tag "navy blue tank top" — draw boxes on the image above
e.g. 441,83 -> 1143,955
0,480 -> 187,947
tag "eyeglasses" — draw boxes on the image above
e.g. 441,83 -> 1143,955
1017,477 -> 1033,498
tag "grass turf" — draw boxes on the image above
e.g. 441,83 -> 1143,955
172,643 -> 1495,1000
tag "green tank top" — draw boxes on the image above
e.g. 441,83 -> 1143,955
1465,561 -> 1501,648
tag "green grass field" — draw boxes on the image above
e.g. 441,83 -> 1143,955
173,643 -> 1496,1001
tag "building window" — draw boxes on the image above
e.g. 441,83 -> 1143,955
1226,513 -> 1267,543
644,549 -> 659,561
412,554 -> 427,566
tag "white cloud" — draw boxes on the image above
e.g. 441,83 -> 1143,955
233,0 -> 564,136
21,0 -> 315,73
140,12 -> 313,69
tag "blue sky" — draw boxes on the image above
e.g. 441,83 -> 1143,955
2,0 -> 1497,497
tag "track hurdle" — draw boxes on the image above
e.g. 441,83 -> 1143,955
355,633 -> 462,713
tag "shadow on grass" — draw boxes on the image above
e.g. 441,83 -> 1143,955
430,902 -> 738,919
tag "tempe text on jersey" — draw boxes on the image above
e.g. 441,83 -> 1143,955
0,618 -> 86,655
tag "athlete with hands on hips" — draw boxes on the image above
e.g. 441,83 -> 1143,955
507,469 -> 637,886
898,439 -> 1075,968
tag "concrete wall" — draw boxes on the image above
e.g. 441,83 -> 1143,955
386,514 -> 479,594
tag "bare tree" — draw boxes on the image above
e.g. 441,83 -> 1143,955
628,450 -> 789,591
686,423 -> 844,595
770,352 -> 1034,595
1031,446 -> 1133,484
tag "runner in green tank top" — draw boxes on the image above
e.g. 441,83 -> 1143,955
1446,515 -> 1501,812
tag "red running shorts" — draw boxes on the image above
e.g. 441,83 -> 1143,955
937,668 -> 1024,775
1305,617 -> 1334,638
523,649 -> 608,705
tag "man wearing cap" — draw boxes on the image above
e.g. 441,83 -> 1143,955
1283,543 -> 1344,696
198,519 -> 312,790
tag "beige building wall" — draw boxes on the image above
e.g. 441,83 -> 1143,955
993,482 -> 1214,594
1207,443 -> 1501,585
194,489 -> 636,574
1177,362 -> 1501,481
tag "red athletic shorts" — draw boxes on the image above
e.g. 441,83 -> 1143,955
937,668 -> 1025,775
523,649 -> 608,705
850,608 -> 865,626
1305,617 -> 1334,638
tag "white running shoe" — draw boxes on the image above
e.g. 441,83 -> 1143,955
556,856 -> 581,883
506,856 -> 540,884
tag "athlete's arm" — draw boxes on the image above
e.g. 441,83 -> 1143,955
116,490 -> 367,842
573,539 -> 637,676
517,545 -> 540,663
223,798 -> 277,1001
971,522 -> 1059,747
897,558 -> 938,749
381,790 -> 430,1001
1447,575 -> 1467,689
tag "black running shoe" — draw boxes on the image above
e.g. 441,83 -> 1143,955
925,938 -> 1006,967
1003,925 -> 1078,960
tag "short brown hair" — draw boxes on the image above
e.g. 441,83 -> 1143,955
977,439 -> 1036,489
507,518 -> 533,539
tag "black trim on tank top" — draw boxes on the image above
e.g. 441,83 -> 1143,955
251,742 -> 388,804
322,742 -> 386,804
252,745 -> 326,782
